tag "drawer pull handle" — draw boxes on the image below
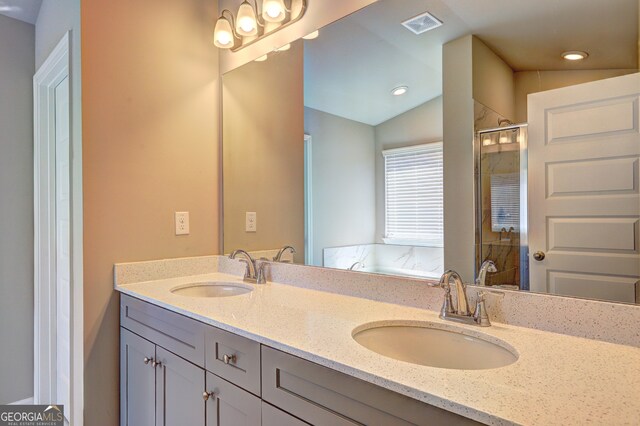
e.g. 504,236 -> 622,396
222,354 -> 237,365
203,391 -> 216,401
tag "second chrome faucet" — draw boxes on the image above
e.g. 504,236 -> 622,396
229,249 -> 267,284
430,270 -> 501,327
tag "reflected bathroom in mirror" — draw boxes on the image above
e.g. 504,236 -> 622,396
222,0 -> 640,304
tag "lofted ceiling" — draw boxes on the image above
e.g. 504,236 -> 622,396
0,0 -> 42,24
304,0 -> 639,126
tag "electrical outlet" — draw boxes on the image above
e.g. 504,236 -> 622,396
246,212 -> 257,232
175,212 -> 190,235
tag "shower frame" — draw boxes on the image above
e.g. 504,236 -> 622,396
474,123 -> 529,290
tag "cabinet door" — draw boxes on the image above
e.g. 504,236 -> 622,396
205,372 -> 261,426
156,347 -> 206,426
121,328 -> 156,426
262,402 -> 309,426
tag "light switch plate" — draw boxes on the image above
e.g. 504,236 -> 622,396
246,212 -> 257,232
175,212 -> 190,235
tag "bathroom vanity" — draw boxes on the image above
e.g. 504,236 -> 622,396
116,257 -> 640,426
120,293 -> 478,425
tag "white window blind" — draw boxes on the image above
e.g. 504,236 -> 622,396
490,172 -> 520,232
383,142 -> 443,246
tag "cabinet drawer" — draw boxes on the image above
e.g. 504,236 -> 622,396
261,347 -> 481,426
120,294 -> 206,366
262,402 -> 309,426
205,327 -> 261,396
206,372 -> 261,426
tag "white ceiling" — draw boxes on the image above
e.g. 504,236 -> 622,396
0,0 -> 42,24
304,0 -> 639,126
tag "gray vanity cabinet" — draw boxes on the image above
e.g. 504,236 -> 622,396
120,328 -> 156,426
156,347 -> 206,425
121,294 -> 481,426
261,403 -> 309,426
205,372 -> 261,426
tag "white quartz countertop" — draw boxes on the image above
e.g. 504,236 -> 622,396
115,272 -> 640,425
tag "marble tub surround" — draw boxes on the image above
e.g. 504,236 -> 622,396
323,243 -> 444,278
116,255 -> 640,347
115,268 -> 640,425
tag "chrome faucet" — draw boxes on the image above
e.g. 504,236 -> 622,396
476,260 -> 497,286
229,249 -> 267,284
273,245 -> 296,262
429,270 -> 499,327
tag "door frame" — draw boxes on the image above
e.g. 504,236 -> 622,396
33,31 -> 83,425
304,134 -> 313,265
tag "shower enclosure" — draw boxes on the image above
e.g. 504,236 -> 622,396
475,124 -> 529,290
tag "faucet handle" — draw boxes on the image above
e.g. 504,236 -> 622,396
473,290 -> 504,327
256,262 -> 268,284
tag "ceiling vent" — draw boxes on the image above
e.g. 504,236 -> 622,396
402,11 -> 442,35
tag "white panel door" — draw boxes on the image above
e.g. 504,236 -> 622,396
528,73 -> 640,303
55,75 -> 71,418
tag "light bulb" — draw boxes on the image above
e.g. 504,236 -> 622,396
562,51 -> 588,61
214,16 -> 234,48
236,2 -> 258,37
262,0 -> 286,22
391,86 -> 408,96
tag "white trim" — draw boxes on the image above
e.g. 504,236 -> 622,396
381,140 -> 442,157
34,31 -> 83,426
304,134 -> 313,265
10,397 -> 34,405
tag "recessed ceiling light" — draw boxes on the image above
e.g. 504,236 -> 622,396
255,55 -> 268,62
391,86 -> 409,96
302,30 -> 319,40
562,51 -> 589,61
275,43 -> 291,52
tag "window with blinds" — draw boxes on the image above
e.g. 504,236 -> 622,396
490,173 -> 520,232
383,142 -> 443,246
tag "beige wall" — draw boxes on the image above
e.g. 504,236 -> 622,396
218,0 -> 379,73
82,0 -> 220,423
374,96 -> 443,242
305,107 -> 376,266
442,35 -> 476,280
223,42 -> 305,263
472,36 -> 515,121
514,69 -> 638,122
0,14 -> 34,404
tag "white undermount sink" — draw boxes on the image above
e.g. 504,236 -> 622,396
170,282 -> 253,298
353,321 -> 518,370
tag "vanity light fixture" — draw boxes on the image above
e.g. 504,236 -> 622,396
213,0 -> 307,52
391,85 -> 409,96
302,30 -> 319,40
562,51 -> 588,61
263,0 -> 286,22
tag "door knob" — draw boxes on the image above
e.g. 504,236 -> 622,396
533,251 -> 545,261
203,391 -> 216,401
143,357 -> 153,365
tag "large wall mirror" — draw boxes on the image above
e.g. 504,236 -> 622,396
222,0 -> 640,305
